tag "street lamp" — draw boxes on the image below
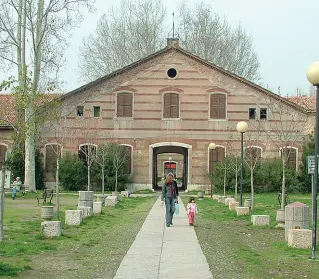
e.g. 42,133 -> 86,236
236,121 -> 248,207
306,61 -> 319,260
209,143 -> 216,198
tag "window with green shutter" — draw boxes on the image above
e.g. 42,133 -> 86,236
210,94 -> 226,119
117,93 -> 133,117
163,93 -> 179,118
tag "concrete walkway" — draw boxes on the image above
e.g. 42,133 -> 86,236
113,196 -> 213,279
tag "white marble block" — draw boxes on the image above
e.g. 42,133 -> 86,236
77,206 -> 93,218
229,201 -> 239,211
41,221 -> 62,237
217,196 -> 227,203
225,198 -> 236,206
236,206 -> 250,216
65,210 -> 82,225
105,196 -> 118,206
251,215 -> 270,226
288,229 -> 312,249
121,191 -> 129,197
93,202 -> 103,214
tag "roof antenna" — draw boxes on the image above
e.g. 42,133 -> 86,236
172,11 -> 175,37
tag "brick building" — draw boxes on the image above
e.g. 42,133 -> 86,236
1,38 -> 315,191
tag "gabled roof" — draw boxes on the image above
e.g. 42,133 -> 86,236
287,96 -> 316,112
62,38 -> 310,114
0,93 -> 62,128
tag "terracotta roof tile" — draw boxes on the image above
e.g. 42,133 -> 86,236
287,96 -> 316,112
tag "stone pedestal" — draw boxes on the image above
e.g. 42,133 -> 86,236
217,196 -> 227,203
251,215 -> 270,226
41,221 -> 61,237
65,210 -> 82,225
96,194 -> 106,204
78,191 -> 94,208
244,199 -> 251,208
288,229 -> 312,249
285,202 -> 310,241
224,198 -> 236,206
236,206 -> 249,216
77,206 -> 93,218
121,191 -> 130,197
105,196 -> 118,206
93,202 -> 103,214
276,209 -> 285,229
229,201 -> 239,211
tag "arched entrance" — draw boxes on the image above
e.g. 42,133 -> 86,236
149,142 -> 192,191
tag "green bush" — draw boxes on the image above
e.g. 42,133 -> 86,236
59,152 -> 87,191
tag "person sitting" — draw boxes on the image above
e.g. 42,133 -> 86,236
12,177 -> 22,200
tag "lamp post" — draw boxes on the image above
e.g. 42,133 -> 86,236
236,121 -> 248,207
209,143 -> 216,199
306,61 -> 319,260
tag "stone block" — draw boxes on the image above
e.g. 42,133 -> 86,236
225,198 -> 236,206
229,201 -> 239,211
77,206 -> 93,218
244,199 -> 251,208
251,215 -> 270,226
288,229 -> 312,249
93,202 -> 103,214
121,191 -> 130,197
96,194 -> 106,204
41,221 -> 61,237
236,206 -> 249,216
212,195 -> 219,200
78,191 -> 94,200
105,196 -> 118,206
77,200 -> 93,208
65,210 -> 82,225
217,196 -> 227,203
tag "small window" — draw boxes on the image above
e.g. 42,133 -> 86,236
117,93 -> 133,117
167,68 -> 177,78
210,94 -> 226,119
260,108 -> 267,120
93,106 -> 100,117
77,106 -> 84,117
163,93 -> 179,118
249,108 -> 256,120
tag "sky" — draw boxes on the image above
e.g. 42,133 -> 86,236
2,0 -> 319,96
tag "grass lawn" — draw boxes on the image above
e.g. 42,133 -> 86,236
181,193 -> 319,279
0,192 -> 157,278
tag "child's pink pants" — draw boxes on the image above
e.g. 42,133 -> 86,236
188,212 -> 195,224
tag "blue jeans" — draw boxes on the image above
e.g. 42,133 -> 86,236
165,198 -> 175,225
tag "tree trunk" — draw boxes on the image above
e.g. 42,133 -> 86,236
235,163 -> 238,200
281,160 -> 286,210
87,165 -> 90,191
0,162 -> 5,241
251,167 -> 254,213
56,158 -> 60,220
115,169 -> 118,193
223,168 -> 227,196
102,167 -> 105,196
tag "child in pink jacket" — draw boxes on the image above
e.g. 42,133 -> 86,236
186,197 -> 198,226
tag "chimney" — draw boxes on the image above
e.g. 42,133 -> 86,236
167,38 -> 179,48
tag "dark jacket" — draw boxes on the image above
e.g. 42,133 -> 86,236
161,180 -> 179,200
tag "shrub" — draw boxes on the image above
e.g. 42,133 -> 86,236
59,152 -> 87,191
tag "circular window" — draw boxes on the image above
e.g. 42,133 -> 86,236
167,68 -> 178,79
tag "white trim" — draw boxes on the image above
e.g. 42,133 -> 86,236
279,146 -> 298,171
0,143 -> 8,148
245,145 -> 263,157
207,145 -> 226,173
208,92 -> 228,121
120,144 -> 134,175
78,143 -> 98,150
44,143 -> 63,171
162,92 -> 181,120
115,91 -> 134,119
149,142 -> 192,185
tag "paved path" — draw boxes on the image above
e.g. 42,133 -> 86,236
113,196 -> 213,279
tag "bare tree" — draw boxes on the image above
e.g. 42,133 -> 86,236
0,0 -> 94,191
78,0 -> 166,82
94,143 -> 109,197
177,1 -> 260,82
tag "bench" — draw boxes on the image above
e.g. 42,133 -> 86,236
37,189 -> 54,205
278,192 -> 289,208
7,184 -> 29,196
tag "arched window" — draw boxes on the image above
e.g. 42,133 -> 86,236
79,144 -> 97,166
117,92 -> 133,117
121,145 -> 132,174
45,144 -> 61,173
163,93 -> 179,118
280,147 -> 298,170
0,144 -> 7,170
245,146 -> 262,166
208,146 -> 226,173
210,93 -> 226,119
